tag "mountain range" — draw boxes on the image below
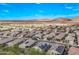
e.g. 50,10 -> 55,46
0,16 -> 79,24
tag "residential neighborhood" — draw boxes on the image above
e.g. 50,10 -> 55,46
0,22 -> 79,55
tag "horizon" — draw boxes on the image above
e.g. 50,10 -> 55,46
0,3 -> 79,20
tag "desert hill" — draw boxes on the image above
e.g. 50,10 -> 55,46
51,17 -> 71,23
0,17 -> 79,24
72,16 -> 79,21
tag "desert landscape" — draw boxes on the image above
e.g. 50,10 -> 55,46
0,3 -> 79,55
0,16 -> 79,55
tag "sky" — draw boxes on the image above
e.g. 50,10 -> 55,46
0,3 -> 79,20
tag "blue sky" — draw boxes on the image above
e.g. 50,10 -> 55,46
0,3 -> 79,20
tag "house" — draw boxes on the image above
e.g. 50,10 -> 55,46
65,27 -> 71,34
65,35 -> 75,46
6,38 -> 26,46
33,33 -> 43,39
43,35 -> 49,41
0,32 -> 4,35
0,37 -> 15,44
25,32 -> 35,38
75,31 -> 79,36
56,46 -> 65,54
55,33 -> 66,41
53,28 -> 58,33
68,33 -> 75,37
47,43 -> 65,55
77,35 -> 79,45
0,32 -> 4,37
2,31 -> 11,37
68,47 -> 79,55
16,32 -> 27,38
65,35 -> 72,43
35,30 -> 42,34
47,33 -> 55,41
32,36 -> 41,40
43,33 -> 55,41
19,39 -> 36,48
10,31 -> 20,37
33,41 -> 51,51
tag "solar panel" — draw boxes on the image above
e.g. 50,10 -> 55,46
39,43 -> 49,51
56,46 -> 65,54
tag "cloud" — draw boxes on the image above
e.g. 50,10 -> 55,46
64,5 -> 73,9
35,3 -> 41,4
65,6 -> 73,9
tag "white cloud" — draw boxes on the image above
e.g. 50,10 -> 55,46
65,6 -> 73,9
64,5 -> 73,9
35,3 -> 41,4
65,5 -> 79,11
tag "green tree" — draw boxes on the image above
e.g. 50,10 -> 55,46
24,48 -> 46,55
1,44 -> 24,55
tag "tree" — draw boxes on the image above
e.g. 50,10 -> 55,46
24,48 -> 46,55
1,44 -> 24,55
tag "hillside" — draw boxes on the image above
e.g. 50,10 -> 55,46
0,17 -> 79,24
72,16 -> 79,21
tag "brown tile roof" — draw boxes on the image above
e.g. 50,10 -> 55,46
68,47 -> 79,55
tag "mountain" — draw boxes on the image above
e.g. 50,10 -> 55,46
51,17 -> 71,23
0,17 -> 73,24
72,16 -> 79,21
